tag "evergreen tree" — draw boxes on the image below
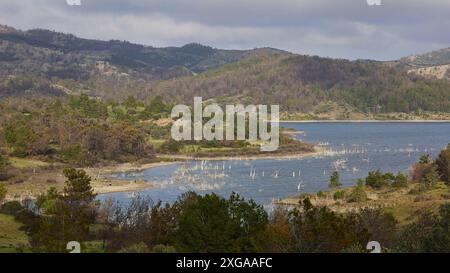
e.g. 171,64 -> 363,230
422,166 -> 440,189
348,179 -> 367,203
329,171 -> 342,188
392,172 -> 408,188
0,183 -> 7,203
419,154 -> 431,164
30,169 -> 97,252
435,144 -> 450,185
0,154 -> 9,180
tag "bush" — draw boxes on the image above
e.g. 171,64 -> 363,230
348,180 -> 368,203
396,203 -> 450,252
288,198 -> 370,252
152,245 -> 177,253
174,192 -> 268,252
317,191 -> 326,198
0,154 -> 9,170
421,166 -> 440,189
365,170 -> 398,189
392,172 -> 408,188
0,183 -> 7,203
419,154 -> 431,164
333,190 -> 346,200
411,162 -> 435,182
354,208 -> 397,249
329,171 -> 342,188
118,243 -> 151,253
365,170 -> 387,189
435,144 -> 450,185
161,139 -> 184,154
0,201 -> 23,215
59,145 -> 89,165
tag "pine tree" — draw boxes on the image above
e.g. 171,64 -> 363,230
329,171 -> 342,188
0,183 -> 7,203
31,169 -> 97,252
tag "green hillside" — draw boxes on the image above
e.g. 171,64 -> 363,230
150,54 -> 450,114
1,25 -> 450,116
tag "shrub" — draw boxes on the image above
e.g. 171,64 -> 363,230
411,162 -> 435,182
333,190 -> 346,200
59,145 -> 89,165
317,191 -> 326,198
353,208 -> 397,249
0,154 -> 9,169
435,144 -> 450,185
0,201 -> 23,215
152,245 -> 177,253
161,139 -> 184,154
288,198 -> 370,253
419,154 -> 431,164
174,192 -> 268,252
392,172 -> 408,188
421,166 -> 440,189
329,171 -> 342,188
348,180 -> 368,203
118,243 -> 151,253
0,183 -> 7,203
365,170 -> 394,189
365,170 -> 385,189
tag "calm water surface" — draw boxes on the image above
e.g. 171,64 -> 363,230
98,122 -> 450,207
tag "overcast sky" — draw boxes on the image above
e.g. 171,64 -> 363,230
1,0 -> 450,60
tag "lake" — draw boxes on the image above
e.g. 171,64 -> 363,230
98,122 -> 450,208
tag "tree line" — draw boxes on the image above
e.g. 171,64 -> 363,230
1,144 -> 450,253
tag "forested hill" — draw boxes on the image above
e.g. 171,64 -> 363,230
400,48 -> 450,67
150,54 -> 450,114
1,25 -> 450,116
397,48 -> 450,81
0,25 -> 282,75
0,25 -> 283,99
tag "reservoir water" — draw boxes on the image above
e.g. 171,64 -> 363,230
99,122 -> 450,207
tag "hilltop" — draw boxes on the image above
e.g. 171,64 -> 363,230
398,48 -> 450,81
1,25 -> 450,118
0,25 -> 284,99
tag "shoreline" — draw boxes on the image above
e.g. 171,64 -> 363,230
86,161 -> 181,195
92,149 -> 325,195
4,161 -> 181,201
92,179 -> 155,195
85,161 -> 180,175
5,149 -> 324,201
156,148 -> 324,162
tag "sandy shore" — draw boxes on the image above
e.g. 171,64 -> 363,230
85,161 -> 181,195
92,179 -> 155,195
156,148 -> 324,161
85,161 -> 179,175
5,149 -> 325,200
4,161 -> 181,201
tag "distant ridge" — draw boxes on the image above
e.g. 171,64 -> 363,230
1,24 -> 450,116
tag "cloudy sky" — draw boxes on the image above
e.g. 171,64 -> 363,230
1,0 -> 450,60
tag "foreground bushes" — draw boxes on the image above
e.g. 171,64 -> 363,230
3,187 -> 450,253
1,152 -> 450,253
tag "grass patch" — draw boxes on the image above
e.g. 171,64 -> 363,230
148,138 -> 166,148
9,157 -> 49,168
0,214 -> 29,253
199,147 -> 240,152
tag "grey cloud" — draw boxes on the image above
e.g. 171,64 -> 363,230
0,0 -> 449,60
